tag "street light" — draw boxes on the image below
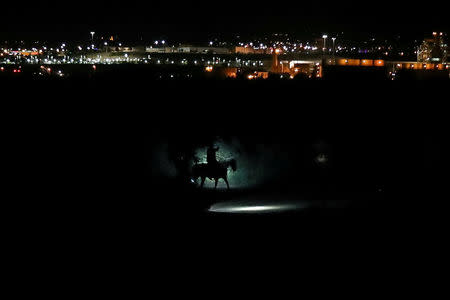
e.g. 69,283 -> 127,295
90,31 -> 95,43
322,35 -> 328,53
331,37 -> 336,63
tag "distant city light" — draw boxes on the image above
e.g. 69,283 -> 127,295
0,30 -> 447,80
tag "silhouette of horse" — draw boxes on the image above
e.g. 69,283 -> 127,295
192,159 -> 237,190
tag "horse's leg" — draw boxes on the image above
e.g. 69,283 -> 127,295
214,178 -> 218,189
224,177 -> 230,190
200,177 -> 205,188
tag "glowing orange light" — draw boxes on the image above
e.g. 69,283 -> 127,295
205,66 -> 213,72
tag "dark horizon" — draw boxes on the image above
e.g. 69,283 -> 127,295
1,0 -> 448,42
1,21 -> 448,43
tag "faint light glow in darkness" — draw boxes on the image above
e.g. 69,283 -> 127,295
188,137 -> 294,190
191,137 -> 270,190
209,202 -> 303,213
150,137 -> 293,190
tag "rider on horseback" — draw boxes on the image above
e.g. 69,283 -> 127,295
207,143 -> 219,169
191,143 -> 236,190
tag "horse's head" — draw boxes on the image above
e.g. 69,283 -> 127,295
229,159 -> 237,172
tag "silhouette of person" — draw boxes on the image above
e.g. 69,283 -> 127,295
207,144 -> 219,167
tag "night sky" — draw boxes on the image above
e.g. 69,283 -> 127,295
1,1 -> 448,41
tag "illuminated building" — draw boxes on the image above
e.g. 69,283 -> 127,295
146,45 -> 231,54
276,60 -> 323,78
235,46 -> 268,54
335,59 -> 385,67
107,45 -> 146,53
246,71 -> 269,79
223,68 -> 237,78
417,32 -> 447,63
270,48 -> 282,73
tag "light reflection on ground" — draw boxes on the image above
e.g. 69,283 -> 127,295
207,191 -> 358,214
209,200 -> 308,214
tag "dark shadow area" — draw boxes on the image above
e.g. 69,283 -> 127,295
4,67 -> 448,249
